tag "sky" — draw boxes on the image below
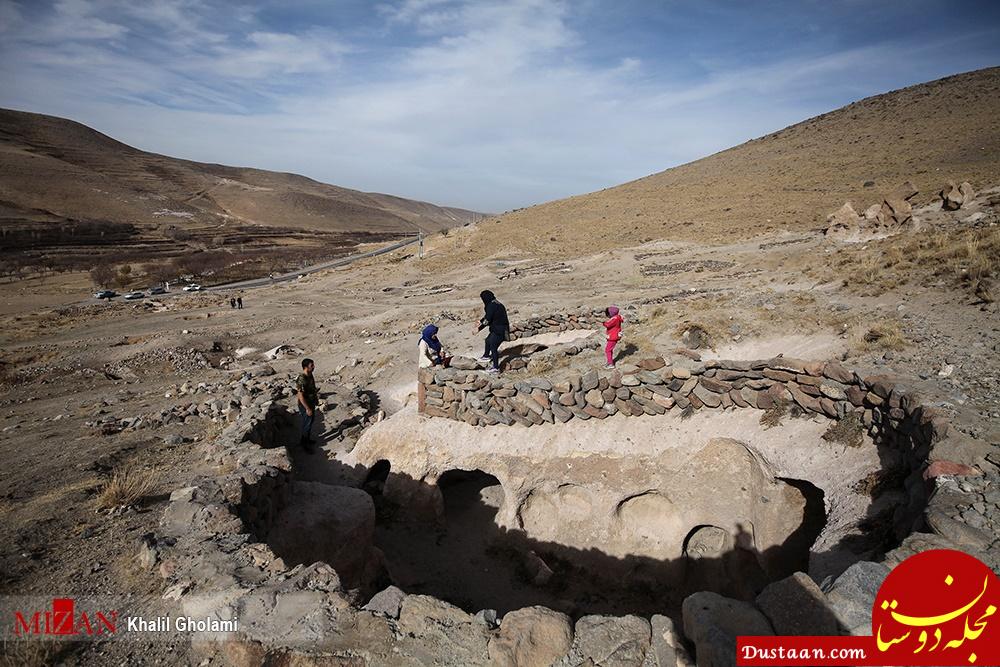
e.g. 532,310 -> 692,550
1,1 -> 999,212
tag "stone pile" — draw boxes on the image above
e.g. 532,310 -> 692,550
941,180 -> 976,210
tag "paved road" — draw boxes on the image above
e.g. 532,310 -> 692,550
206,236 -> 420,292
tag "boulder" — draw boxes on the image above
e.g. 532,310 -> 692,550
489,606 -> 573,667
363,585 -> 406,619
397,595 -> 490,664
821,560 -> 890,635
941,180 -> 975,210
824,202 -> 862,240
755,572 -> 839,636
563,614 -> 651,666
647,614 -> 694,667
682,592 -> 773,667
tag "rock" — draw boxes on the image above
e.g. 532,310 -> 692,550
489,606 -> 573,667
451,356 -> 482,370
524,551 -> 554,585
692,383 -> 722,408
923,460 -> 980,480
825,202 -> 863,239
585,389 -> 606,409
475,609 -> 499,629
647,614 -> 693,667
363,585 -> 406,619
671,367 -> 692,380
567,614 -> 651,666
822,561 -> 890,635
136,533 -> 159,570
682,592 -> 773,667
941,180 -> 975,210
398,595 -> 490,664
755,572 -> 839,636
263,344 -> 303,360
621,374 -> 641,387
638,357 -> 666,371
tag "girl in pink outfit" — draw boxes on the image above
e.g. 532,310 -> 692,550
603,306 -> 623,368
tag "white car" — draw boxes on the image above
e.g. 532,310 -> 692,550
182,284 -> 202,292
124,291 -> 145,300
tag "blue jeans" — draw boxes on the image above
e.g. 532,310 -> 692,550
299,403 -> 315,440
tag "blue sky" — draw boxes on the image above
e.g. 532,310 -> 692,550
1,1 -> 998,212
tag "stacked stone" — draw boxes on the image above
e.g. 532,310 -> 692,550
507,309 -> 606,341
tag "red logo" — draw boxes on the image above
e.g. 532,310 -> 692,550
873,549 -> 1000,665
13,598 -> 117,636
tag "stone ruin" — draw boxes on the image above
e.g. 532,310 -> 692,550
148,313 -> 1000,666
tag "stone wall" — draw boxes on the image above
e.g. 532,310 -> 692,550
507,308 -> 607,340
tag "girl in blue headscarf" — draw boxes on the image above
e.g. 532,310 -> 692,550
418,324 -> 446,367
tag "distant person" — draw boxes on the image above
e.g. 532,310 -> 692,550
476,290 -> 508,374
296,358 -> 319,452
603,306 -> 623,369
237,296 -> 243,309
418,324 -> 449,368
230,297 -> 236,309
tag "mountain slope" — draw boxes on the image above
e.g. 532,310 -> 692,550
436,67 -> 1000,263
0,108 -> 484,237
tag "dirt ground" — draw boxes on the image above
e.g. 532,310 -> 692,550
1,184 -> 998,664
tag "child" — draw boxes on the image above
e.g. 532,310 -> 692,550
603,306 -> 623,369
418,324 -> 448,368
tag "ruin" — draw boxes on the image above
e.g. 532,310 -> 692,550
145,308 -> 998,665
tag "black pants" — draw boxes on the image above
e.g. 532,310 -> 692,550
485,331 -> 504,369
299,402 -> 315,441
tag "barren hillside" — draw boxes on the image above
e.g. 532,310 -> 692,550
434,67 -> 1000,264
0,108 -> 483,237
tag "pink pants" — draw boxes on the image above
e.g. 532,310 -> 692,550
605,339 -> 618,365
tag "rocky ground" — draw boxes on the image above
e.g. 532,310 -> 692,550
0,182 -> 997,665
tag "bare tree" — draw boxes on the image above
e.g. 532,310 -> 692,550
90,264 -> 115,288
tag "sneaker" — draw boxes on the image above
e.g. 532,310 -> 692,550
478,356 -> 490,362
604,364 -> 616,370
485,367 -> 500,374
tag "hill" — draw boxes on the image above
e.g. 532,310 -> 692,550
0,108 -> 484,277
434,67 -> 1000,263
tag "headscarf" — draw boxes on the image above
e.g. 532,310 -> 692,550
420,324 -> 441,352
607,305 -> 620,317
480,290 -> 495,306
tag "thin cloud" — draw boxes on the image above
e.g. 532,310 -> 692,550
0,0 -> 997,211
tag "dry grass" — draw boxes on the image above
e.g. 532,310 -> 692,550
96,462 -> 158,509
859,320 -> 908,351
838,226 -> 1000,296
852,465 -> 911,499
822,412 -> 865,448
760,400 -> 788,429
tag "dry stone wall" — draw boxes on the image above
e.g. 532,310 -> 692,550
507,308 -> 607,340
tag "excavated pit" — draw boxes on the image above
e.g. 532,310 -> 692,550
324,403 -> 912,620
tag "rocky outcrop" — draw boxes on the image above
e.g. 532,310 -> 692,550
941,180 -> 976,210
824,202 -> 863,240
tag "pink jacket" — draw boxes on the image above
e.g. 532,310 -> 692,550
603,313 -> 623,342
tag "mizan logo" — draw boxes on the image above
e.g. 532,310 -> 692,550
14,598 -> 118,636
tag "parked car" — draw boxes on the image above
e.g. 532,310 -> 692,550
182,284 -> 202,292
149,286 -> 166,295
94,290 -> 117,299
124,291 -> 145,300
